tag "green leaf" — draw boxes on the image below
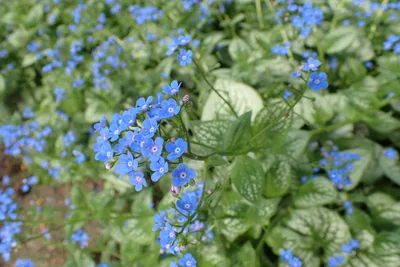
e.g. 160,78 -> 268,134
322,26 -> 359,54
229,38 -> 251,61
345,208 -> 374,233
197,244 -> 231,267
231,155 -> 264,203
232,242 -> 259,267
251,102 -> 292,149
293,177 -> 338,207
190,119 -> 231,154
201,79 -> 263,121
367,192 -> 400,225
0,75 -> 5,95
8,29 -> 29,48
339,58 -> 367,85
374,231 -> 400,267
217,191 -> 252,242
22,54 -> 38,67
379,151 -> 400,185
264,156 -> 291,198
223,111 -> 251,152
267,207 -> 351,265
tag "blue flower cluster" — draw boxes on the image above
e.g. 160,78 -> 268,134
341,238 -> 360,253
0,188 -> 22,261
275,2 -> 323,38
383,35 -> 400,54
166,34 -> 197,67
318,144 -> 361,190
383,147 -> 398,160
153,183 -> 210,264
71,229 -> 89,249
128,5 -> 163,25
93,80 -> 197,191
21,176 -> 38,193
92,36 -> 127,90
0,119 -> 51,161
292,57 -> 329,92
280,249 -> 302,267
271,42 -> 291,56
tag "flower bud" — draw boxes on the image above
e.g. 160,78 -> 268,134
182,95 -> 190,103
171,185 -> 180,196
105,162 -> 112,169
189,179 -> 196,186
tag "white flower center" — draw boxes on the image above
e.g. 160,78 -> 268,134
152,146 -> 158,153
128,161 -> 133,167
186,261 -> 192,266
136,176 -> 142,182
159,167 -> 164,173
180,172 -> 187,179
184,204 -> 190,209
168,107 -> 174,113
106,152 -> 111,157
150,127 -> 155,133
114,130 -> 119,135
182,55 -> 187,60
314,79 -> 320,84
175,147 -> 181,154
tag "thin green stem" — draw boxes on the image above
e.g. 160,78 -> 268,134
192,58 -> 238,118
368,0 -> 390,40
329,0 -> 345,32
314,29 -> 325,68
255,0 -> 264,29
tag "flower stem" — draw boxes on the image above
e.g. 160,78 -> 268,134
192,58 -> 238,118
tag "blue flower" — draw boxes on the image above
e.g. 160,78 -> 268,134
163,80 -> 181,95
289,256 -> 302,267
141,137 -> 164,162
177,49 -> 192,66
349,239 -> 360,249
178,253 -> 197,267
341,243 -> 353,253
166,138 -> 187,161
292,71 -> 302,78
3,176 -> 10,186
176,35 -> 192,46
172,163 -> 196,187
136,96 -> 153,111
328,256 -> 344,267
95,141 -> 114,162
71,229 -> 88,249
94,116 -> 107,132
161,99 -> 181,119
283,90 -> 293,100
302,58 -> 321,71
23,108 -> 34,119
141,118 -> 158,138
384,147 -> 398,159
176,194 -> 198,216
54,88 -> 65,103
153,210 -> 168,231
15,258 -> 35,267
150,157 -> 168,182
115,152 -> 138,178
308,72 -> 328,92
280,249 -> 293,261
129,171 -> 148,191
343,200 -> 353,215
73,150 -> 86,164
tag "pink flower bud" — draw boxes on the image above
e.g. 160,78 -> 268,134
171,185 -> 180,196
